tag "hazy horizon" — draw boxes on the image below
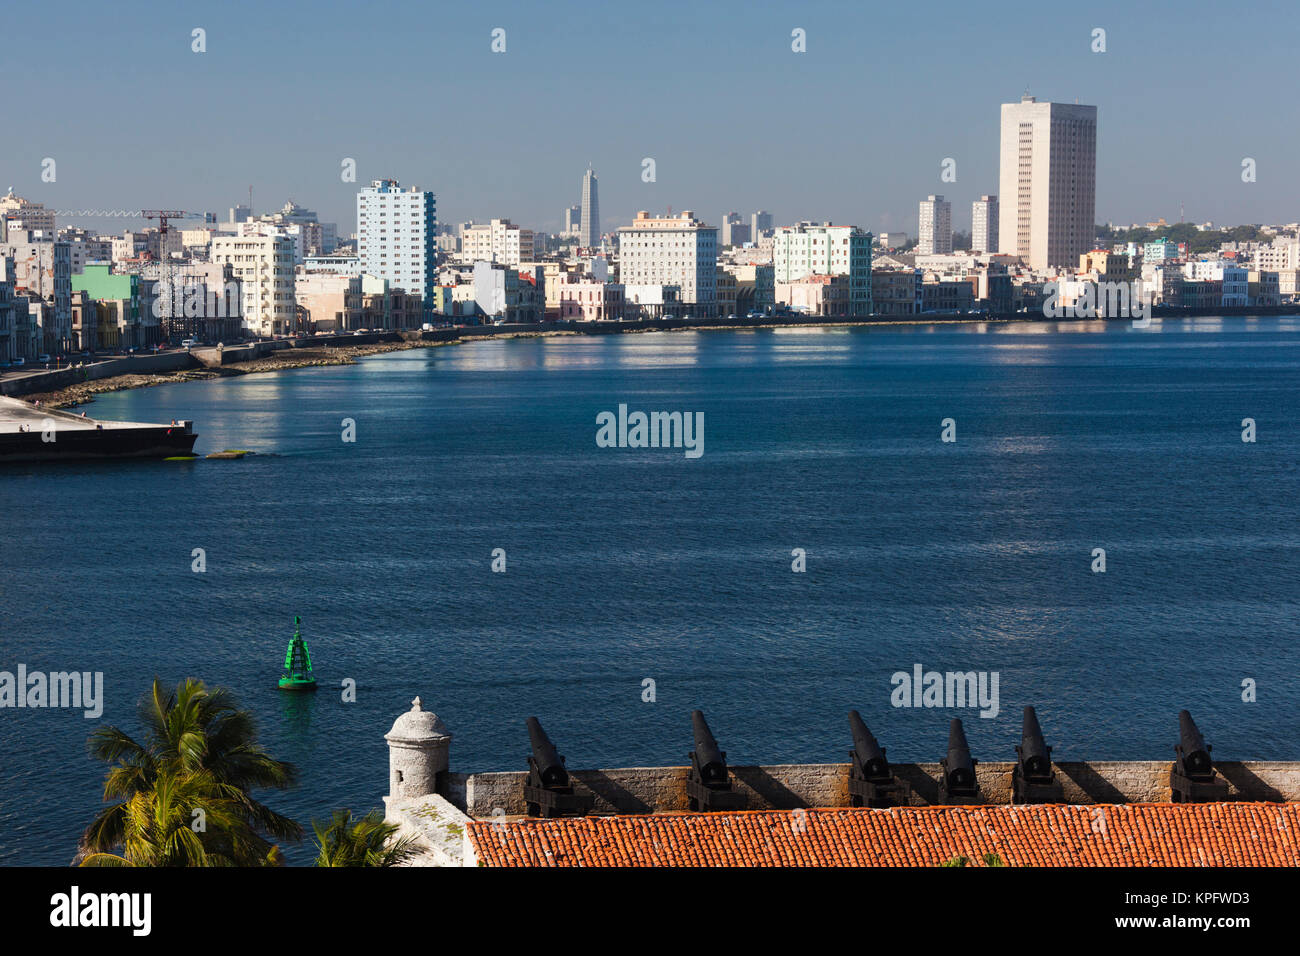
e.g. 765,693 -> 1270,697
6,0 -> 1297,239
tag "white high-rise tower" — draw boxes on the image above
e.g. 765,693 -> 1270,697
998,94 -> 1097,270
356,178 -> 438,316
580,167 -> 600,248
971,195 -> 999,253
918,195 -> 952,255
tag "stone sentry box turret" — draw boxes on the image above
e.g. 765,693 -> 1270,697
385,696 -> 451,799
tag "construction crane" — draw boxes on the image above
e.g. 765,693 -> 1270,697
141,210 -> 205,340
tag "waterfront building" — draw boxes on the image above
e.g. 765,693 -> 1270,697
1141,261 -> 1183,306
70,264 -> 147,348
459,218 -> 535,266
553,272 -> 625,321
580,167 -> 600,248
921,276 -> 975,313
870,268 -> 923,315
771,222 -> 872,316
295,273 -> 364,332
971,195 -> 998,253
622,283 -> 680,319
1184,259 -> 1249,307
69,290 -> 97,352
617,211 -> 718,317
716,265 -> 738,315
164,261 -> 243,342
357,178 -> 438,317
470,262 -> 545,323
0,254 -> 16,361
358,274 -> 424,330
1,228 -> 72,354
776,273 -> 852,316
210,234 -> 296,336
1247,270 -> 1281,307
998,94 -> 1097,270
918,195 -> 952,255
719,261 -> 775,315
1276,268 -> 1300,299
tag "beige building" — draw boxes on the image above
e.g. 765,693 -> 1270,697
459,219 -> 534,266
210,234 -> 296,336
295,273 -> 364,332
617,211 -> 717,317
998,95 -> 1097,270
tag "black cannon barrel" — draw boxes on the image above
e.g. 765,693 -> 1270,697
848,709 -> 890,780
1177,709 -> 1212,775
1017,706 -> 1052,778
526,716 -> 569,788
691,709 -> 727,782
945,718 -> 976,786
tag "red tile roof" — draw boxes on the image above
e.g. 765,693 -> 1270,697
467,803 -> 1300,867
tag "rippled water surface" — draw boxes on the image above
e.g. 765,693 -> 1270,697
2,317 -> 1298,864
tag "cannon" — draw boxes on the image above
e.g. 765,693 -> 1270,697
939,718 -> 980,803
1011,706 -> 1063,803
1170,710 -> 1228,803
846,710 -> 909,808
686,710 -> 746,811
522,717 -> 592,817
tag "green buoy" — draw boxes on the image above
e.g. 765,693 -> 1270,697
278,615 -> 317,692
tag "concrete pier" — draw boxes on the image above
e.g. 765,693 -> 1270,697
0,396 -> 196,462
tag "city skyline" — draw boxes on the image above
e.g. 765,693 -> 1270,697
4,0 -> 1296,239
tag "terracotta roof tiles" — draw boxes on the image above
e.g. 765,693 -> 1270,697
467,803 -> 1300,867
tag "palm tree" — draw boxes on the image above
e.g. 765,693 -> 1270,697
80,768 -> 282,867
78,678 -> 299,864
312,809 -> 419,867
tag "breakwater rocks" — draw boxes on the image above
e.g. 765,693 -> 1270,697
22,340 -> 455,408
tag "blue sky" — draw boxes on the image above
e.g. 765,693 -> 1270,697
6,0 -> 1297,237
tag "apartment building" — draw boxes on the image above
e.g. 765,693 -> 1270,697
998,95 -> 1097,270
617,211 -> 718,317
357,178 -> 438,316
460,219 -> 535,266
918,195 -> 952,255
771,222 -> 872,316
210,234 -> 296,336
971,195 -> 998,253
